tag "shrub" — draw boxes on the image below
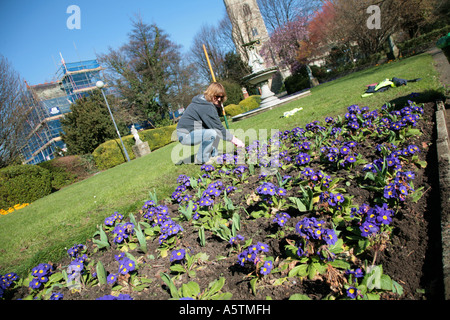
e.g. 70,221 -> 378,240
224,95 -> 261,117
284,69 -> 310,95
240,95 -> 261,111
92,139 -> 135,170
92,124 -> 177,170
60,91 -> 128,155
38,159 -> 75,191
224,104 -> 243,117
222,80 -> 244,106
0,165 -> 52,210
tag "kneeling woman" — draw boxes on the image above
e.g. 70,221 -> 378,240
176,82 -> 245,164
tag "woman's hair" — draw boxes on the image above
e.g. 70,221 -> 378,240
203,82 -> 227,103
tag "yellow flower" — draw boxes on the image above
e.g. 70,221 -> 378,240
0,203 -> 30,216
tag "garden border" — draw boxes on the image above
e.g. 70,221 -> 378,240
436,100 -> 450,300
429,45 -> 450,299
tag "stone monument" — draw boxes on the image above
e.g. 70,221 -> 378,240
242,41 -> 280,109
131,125 -> 151,158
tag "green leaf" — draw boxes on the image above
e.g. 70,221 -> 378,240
48,272 -> 64,284
129,213 -> 137,226
180,281 -> 200,298
232,212 -> 241,231
250,209 -> 266,219
217,224 -> 232,240
415,160 -> 427,168
366,293 -> 381,300
328,238 -> 344,254
380,274 -> 393,291
405,128 -> 422,137
356,239 -> 369,255
289,293 -> 311,300
224,194 -> 235,211
329,259 -> 351,270
392,280 -> 404,295
160,272 -> 179,299
250,277 -> 258,295
308,263 -> 317,279
96,261 -> 107,285
134,223 -> 148,253
169,264 -> 186,273
189,177 -> 198,188
149,188 -> 158,203
288,264 -> 308,278
314,262 -> 327,276
93,225 -> 110,249
128,242 -> 138,250
211,292 -> 232,300
328,177 -> 344,189
133,284 -> 150,292
273,277 -> 288,286
180,200 -> 194,220
188,270 -> 196,278
207,277 -> 226,297
289,196 -> 307,212
198,226 -> 206,247
409,187 -> 424,203
92,239 -> 110,249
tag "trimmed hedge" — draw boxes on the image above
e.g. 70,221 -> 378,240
92,124 -> 177,170
224,95 -> 261,117
0,165 -> 53,210
398,25 -> 450,56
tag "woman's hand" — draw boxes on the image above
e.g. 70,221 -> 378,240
231,136 -> 245,148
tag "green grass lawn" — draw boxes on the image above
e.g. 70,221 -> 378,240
0,52 -> 444,277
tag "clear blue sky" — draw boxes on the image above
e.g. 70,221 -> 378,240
0,0 -> 227,85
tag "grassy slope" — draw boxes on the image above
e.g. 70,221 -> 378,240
231,53 -> 442,135
0,52 -> 443,276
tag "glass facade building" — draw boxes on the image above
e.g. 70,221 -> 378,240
19,59 -> 102,164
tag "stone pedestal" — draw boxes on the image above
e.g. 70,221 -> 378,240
310,77 -> 320,87
132,141 -> 151,158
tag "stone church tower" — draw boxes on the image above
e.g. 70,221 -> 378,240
223,0 -> 291,90
223,0 -> 271,67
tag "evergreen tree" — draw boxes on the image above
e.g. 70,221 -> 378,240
98,16 -> 182,126
60,91 -> 127,155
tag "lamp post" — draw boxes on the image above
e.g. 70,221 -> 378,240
96,81 -> 130,162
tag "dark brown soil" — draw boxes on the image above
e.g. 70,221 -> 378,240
8,100 -> 445,302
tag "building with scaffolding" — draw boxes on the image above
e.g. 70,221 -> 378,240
19,58 -> 103,164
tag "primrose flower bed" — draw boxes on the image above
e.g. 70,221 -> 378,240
1,97 -> 443,301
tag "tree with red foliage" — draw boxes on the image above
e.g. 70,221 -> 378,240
261,15 -> 309,73
303,1 -> 336,60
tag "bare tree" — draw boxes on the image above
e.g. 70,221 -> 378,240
376,0 -> 439,38
312,0 -> 439,62
308,0 -> 402,63
257,0 -> 322,32
0,55 -> 31,168
217,15 -> 238,55
166,55 -> 205,110
188,22 -> 230,83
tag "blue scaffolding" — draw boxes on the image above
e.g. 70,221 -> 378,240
19,58 -> 103,164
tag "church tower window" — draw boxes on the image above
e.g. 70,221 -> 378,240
243,3 -> 251,17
